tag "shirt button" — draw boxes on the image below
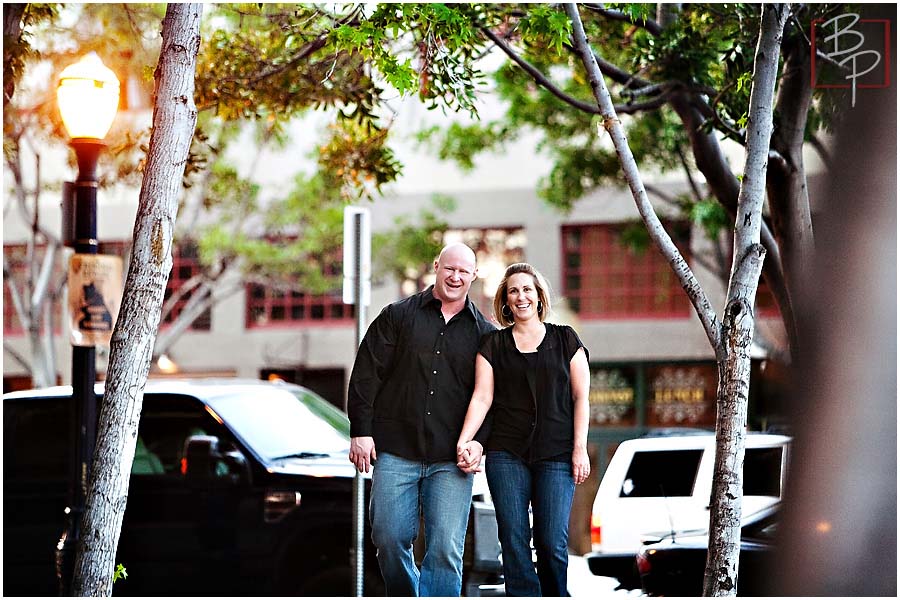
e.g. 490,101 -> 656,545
436,350 -> 441,354
440,332 -> 444,336
433,370 -> 437,374
427,412 -> 432,415
430,391 -> 434,395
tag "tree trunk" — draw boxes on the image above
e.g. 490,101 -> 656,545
71,4 -> 202,596
767,25 -> 815,352
3,4 -> 26,108
703,5 -> 789,596
565,2 -> 788,595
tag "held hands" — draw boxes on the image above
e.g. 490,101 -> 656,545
349,436 -> 377,473
456,440 -> 484,473
572,445 -> 591,485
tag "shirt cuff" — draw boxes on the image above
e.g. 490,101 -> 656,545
350,421 -> 372,438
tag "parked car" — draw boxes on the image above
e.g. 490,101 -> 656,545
585,432 -> 790,589
636,503 -> 780,596
3,378 -> 502,596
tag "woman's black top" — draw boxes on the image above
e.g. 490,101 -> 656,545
479,322 -> 588,463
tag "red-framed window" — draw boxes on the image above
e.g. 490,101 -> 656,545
245,252 -> 352,327
162,242 -> 211,330
562,223 -> 693,319
246,287 -> 353,327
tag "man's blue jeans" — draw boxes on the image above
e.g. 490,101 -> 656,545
485,450 -> 575,597
370,452 -> 474,597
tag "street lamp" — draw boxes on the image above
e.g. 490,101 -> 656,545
55,51 -> 119,596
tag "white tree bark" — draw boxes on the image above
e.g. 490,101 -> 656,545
703,5 -> 788,596
72,4 -> 202,596
564,2 -> 788,595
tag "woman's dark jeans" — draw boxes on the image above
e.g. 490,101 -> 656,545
485,450 -> 575,597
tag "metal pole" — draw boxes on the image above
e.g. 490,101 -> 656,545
351,212 -> 366,597
57,139 -> 101,596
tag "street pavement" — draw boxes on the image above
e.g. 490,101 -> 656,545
567,554 -> 645,598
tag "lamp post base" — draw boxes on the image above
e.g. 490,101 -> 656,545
56,509 -> 80,596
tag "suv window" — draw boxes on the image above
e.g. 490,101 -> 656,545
209,387 -> 349,461
135,394 -> 217,476
4,398 -> 70,483
620,449 -> 703,497
744,447 -> 783,496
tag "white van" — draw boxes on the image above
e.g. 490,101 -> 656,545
586,432 -> 790,586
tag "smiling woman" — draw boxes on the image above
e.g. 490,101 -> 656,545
456,261 -> 591,596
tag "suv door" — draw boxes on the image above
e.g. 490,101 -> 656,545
3,396 -> 70,596
616,448 -> 709,542
115,393 -> 248,596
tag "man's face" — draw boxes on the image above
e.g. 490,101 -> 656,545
433,247 -> 477,304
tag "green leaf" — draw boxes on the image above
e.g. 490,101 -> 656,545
113,564 -> 128,584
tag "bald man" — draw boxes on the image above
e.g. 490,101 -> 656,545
348,243 -> 496,596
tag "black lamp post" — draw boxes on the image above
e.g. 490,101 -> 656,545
55,52 -> 119,596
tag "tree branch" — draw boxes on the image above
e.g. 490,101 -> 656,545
3,253 -> 30,331
3,341 -> 32,373
561,40 -> 651,89
482,25 -> 669,116
220,35 -> 329,85
581,4 -> 663,35
480,26 -> 602,114
677,145 -> 705,203
616,95 -> 670,114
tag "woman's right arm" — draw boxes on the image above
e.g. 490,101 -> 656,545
456,354 -> 495,462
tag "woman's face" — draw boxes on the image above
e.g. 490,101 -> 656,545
506,272 -> 540,322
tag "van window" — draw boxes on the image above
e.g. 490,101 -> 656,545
620,449 -> 703,497
744,447 -> 783,496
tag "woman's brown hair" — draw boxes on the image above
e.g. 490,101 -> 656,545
492,263 -> 551,326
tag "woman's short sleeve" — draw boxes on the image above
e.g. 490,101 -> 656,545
563,325 -> 589,363
478,330 -> 499,366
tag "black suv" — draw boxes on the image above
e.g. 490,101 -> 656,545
3,378 -> 502,596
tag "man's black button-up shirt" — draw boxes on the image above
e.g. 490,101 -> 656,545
348,286 -> 496,462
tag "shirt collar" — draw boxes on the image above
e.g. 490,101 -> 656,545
419,285 -> 478,320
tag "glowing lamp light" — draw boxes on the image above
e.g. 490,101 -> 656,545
157,354 -> 179,374
56,52 -> 120,140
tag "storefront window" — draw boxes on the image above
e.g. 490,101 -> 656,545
588,367 -> 637,427
645,364 -> 718,428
